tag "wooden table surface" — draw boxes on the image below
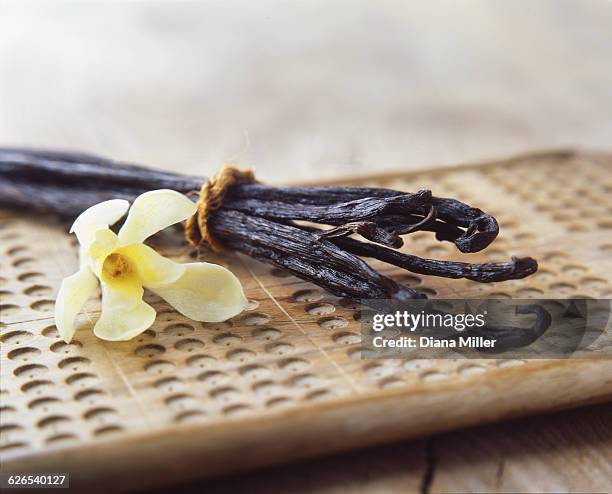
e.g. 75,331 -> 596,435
151,403 -> 612,494
1,1 -> 611,492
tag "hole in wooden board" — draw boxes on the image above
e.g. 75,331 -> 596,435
42,325 -> 59,338
226,348 -> 256,362
241,312 -> 271,326
94,425 -> 124,436
83,407 -> 117,423
290,373 -> 320,388
6,246 -> 28,256
18,272 -> 45,283
46,433 -> 78,444
50,340 -> 82,355
1,330 -> 34,345
58,357 -> 91,372
0,405 -> 17,418
318,316 -> 348,330
37,415 -> 71,430
210,387 -> 240,402
278,358 -> 310,372
222,404 -> 252,417
265,342 -> 295,356
0,304 -> 20,316
185,354 -> 216,369
252,326 -> 282,341
135,330 -> 156,343
252,380 -> 282,397
363,363 -> 394,379
213,333 -> 243,346
379,377 -> 405,389
332,332 -> 361,345
305,303 -> 336,316
292,289 -> 324,302
457,364 -> 487,376
65,373 -> 99,388
197,371 -> 229,386
420,371 -> 448,382
0,442 -> 28,451
8,347 -> 41,362
154,377 -> 184,393
14,364 -> 48,378
165,393 -> 198,411
13,257 -> 36,269
238,364 -> 271,380
304,389 -> 331,401
580,277 -> 607,289
74,389 -> 106,405
174,410 -> 205,423
163,323 -> 195,337
144,360 -> 176,374
266,396 -> 292,407
28,397 -> 62,412
174,338 -> 205,352
24,285 -> 53,297
134,344 -> 166,358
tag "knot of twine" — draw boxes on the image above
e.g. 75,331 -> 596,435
184,165 -> 257,252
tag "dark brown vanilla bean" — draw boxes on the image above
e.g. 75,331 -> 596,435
226,185 -> 499,252
328,236 -> 538,282
224,190 -> 433,225
210,210 -> 423,300
0,176 -> 144,217
315,221 -> 403,248
0,147 -> 203,192
375,214 -> 465,243
0,148 -> 538,301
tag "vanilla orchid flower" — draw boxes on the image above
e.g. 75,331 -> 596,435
54,190 -> 247,343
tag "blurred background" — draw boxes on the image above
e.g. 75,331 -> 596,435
1,0 -> 611,182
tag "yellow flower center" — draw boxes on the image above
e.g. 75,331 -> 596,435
102,252 -> 132,279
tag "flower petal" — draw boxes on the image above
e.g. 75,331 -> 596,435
151,262 -> 247,322
85,228 -> 121,276
54,267 -> 99,343
70,199 -> 129,247
118,189 -> 197,245
118,243 -> 185,288
93,282 -> 156,341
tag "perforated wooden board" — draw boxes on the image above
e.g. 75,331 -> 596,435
1,150 -> 611,492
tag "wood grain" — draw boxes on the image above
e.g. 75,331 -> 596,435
147,403 -> 612,494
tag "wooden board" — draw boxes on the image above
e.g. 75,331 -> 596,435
1,150 -> 611,492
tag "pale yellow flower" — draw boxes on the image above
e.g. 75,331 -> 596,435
54,190 -> 247,342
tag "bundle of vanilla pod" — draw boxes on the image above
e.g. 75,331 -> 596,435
0,148 -> 537,300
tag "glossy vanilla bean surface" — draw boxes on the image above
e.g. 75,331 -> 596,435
0,148 -> 538,299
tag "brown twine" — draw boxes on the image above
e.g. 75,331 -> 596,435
184,165 -> 257,251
